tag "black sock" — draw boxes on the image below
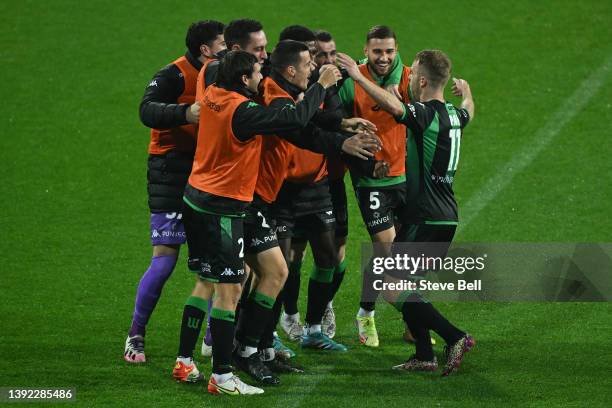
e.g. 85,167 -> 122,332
329,259 -> 347,302
305,278 -> 331,326
177,296 -> 207,358
407,301 -> 464,345
283,260 -> 302,315
401,302 -> 434,361
210,308 -> 236,375
234,273 -> 253,324
359,257 -> 378,311
259,293 -> 284,350
235,291 -> 275,347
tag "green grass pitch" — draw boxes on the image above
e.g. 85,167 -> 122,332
1,0 -> 611,406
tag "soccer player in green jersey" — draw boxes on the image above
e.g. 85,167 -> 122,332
338,49 -> 475,375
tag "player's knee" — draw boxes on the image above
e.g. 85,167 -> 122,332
277,263 -> 289,285
268,263 -> 288,290
215,284 -> 242,309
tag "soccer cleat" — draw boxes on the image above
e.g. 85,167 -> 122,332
172,359 -> 203,383
442,334 -> 476,376
273,333 -> 296,359
263,355 -> 305,374
124,335 -> 146,363
301,331 -> 347,352
233,352 -> 280,385
321,304 -> 337,338
208,374 -> 264,395
280,312 -> 304,342
392,355 -> 438,371
356,316 -> 379,347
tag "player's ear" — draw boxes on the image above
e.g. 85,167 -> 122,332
200,43 -> 211,58
288,65 -> 296,77
232,44 -> 241,51
363,45 -> 368,56
241,74 -> 249,87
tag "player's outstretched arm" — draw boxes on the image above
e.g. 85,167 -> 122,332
336,52 -> 404,117
452,78 -> 475,120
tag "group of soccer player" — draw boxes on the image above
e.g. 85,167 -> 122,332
124,17 -> 476,396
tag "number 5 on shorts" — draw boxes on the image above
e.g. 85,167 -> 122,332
369,191 -> 380,210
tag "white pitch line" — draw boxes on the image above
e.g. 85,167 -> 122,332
457,54 -> 612,233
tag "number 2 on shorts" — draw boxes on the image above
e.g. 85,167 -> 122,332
237,238 -> 244,258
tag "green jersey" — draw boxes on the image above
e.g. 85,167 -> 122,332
397,100 -> 471,225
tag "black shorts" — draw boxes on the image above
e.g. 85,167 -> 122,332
329,177 -> 348,239
183,204 -> 246,284
274,178 -> 334,240
244,195 -> 279,255
276,210 -> 336,240
385,224 -> 457,280
355,183 -> 407,235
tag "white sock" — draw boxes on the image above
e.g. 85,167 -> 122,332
176,356 -> 193,365
307,324 -> 322,334
284,312 -> 299,322
260,347 -> 275,361
357,308 -> 374,318
213,372 -> 233,383
238,345 -> 258,358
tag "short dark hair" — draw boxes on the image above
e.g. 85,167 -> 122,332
217,50 -> 258,87
314,30 -> 333,43
279,25 -> 316,42
224,19 -> 263,49
271,40 -> 309,71
366,25 -> 396,42
415,49 -> 452,88
185,20 -> 225,57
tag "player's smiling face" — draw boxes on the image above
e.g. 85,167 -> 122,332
315,40 -> 337,67
365,37 -> 396,77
